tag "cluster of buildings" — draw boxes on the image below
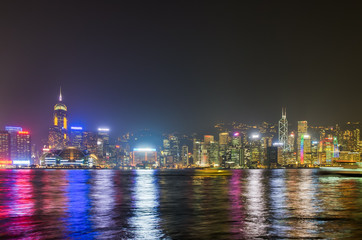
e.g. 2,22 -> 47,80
0,89 -> 361,169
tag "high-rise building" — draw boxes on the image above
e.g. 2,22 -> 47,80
5,126 -> 22,161
193,139 -> 201,165
231,132 -> 241,147
14,131 -> 31,165
48,88 -> 68,149
97,128 -> 110,159
69,126 -> 83,149
204,135 -> 214,145
219,132 -> 230,146
278,108 -> 288,151
0,131 -> 11,166
181,145 -> 189,166
297,121 -> 308,165
82,131 -> 98,155
169,135 -> 180,163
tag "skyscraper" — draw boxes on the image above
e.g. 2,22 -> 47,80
278,108 -> 288,151
0,131 -> 11,166
48,88 -> 68,149
69,126 -> 83,149
83,131 -> 98,155
5,126 -> 22,161
219,132 -> 230,146
97,128 -> 110,159
14,131 -> 31,165
297,121 -> 308,165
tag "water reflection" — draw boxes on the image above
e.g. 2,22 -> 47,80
0,169 -> 362,239
268,169 -> 289,237
228,170 -> 245,238
64,170 -> 94,238
90,170 -> 117,238
245,169 -> 267,238
8,170 -> 35,238
129,170 -> 163,239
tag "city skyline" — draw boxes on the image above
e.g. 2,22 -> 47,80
1,86 -> 361,147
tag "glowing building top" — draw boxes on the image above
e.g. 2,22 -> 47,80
54,87 -> 67,111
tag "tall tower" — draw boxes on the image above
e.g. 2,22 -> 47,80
48,87 -> 68,149
297,121 -> 308,164
278,108 -> 288,151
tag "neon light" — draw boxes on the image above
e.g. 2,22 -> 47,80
13,160 -> 30,165
333,137 -> 339,158
133,148 -> 156,152
18,131 -> 29,135
54,116 -> 58,126
64,117 -> 67,130
273,142 -> 283,146
71,126 -> 83,130
233,132 -> 240,137
0,160 -> 12,165
98,128 -> 110,132
5,126 -> 22,132
300,134 -> 304,164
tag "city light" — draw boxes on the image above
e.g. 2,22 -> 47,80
0,160 -> 12,165
98,128 -> 110,132
133,148 -> 156,152
5,126 -> 22,131
71,126 -> 83,130
251,134 -> 259,139
13,160 -> 31,165
273,142 -> 283,147
233,132 -> 240,137
18,131 -> 29,134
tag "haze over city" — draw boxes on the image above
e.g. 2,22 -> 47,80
1,1 -> 361,145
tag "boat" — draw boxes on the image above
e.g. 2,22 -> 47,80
194,168 -> 232,176
319,161 -> 362,176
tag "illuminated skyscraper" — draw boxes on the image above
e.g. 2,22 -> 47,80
97,128 -> 110,159
0,131 -> 11,166
5,126 -> 22,161
83,131 -> 98,154
297,121 -> 308,164
48,88 -> 68,149
278,108 -> 288,151
69,126 -> 83,149
219,132 -> 230,146
204,135 -> 214,145
14,131 -> 31,165
193,139 -> 201,165
181,145 -> 189,166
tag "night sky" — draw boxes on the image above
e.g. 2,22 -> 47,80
1,1 -> 361,144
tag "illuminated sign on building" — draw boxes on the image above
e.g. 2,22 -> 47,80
133,148 -> 156,152
98,128 -> 110,132
71,126 -> 83,130
0,160 -> 12,165
13,160 -> 31,165
5,126 -> 22,132
18,131 -> 29,135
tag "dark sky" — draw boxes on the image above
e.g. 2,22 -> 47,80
1,1 -> 361,144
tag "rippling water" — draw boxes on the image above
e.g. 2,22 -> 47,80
0,169 -> 362,239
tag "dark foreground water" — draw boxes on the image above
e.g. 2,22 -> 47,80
0,169 -> 362,239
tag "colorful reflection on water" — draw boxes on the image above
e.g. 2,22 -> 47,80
0,169 -> 362,239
